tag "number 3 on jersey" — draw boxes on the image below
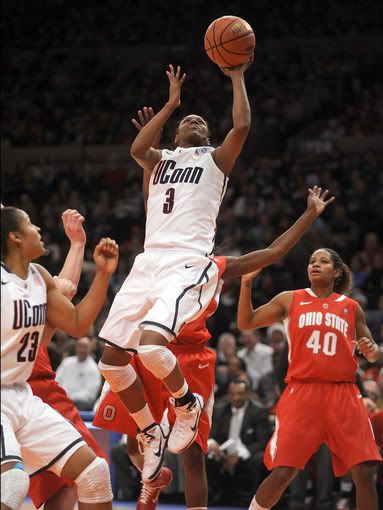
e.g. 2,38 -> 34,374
163,188 -> 175,214
306,330 -> 337,356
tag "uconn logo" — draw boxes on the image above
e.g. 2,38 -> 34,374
13,299 -> 47,330
152,160 -> 203,185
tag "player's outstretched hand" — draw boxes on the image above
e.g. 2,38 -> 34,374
132,107 -> 155,132
93,238 -> 119,275
62,209 -> 86,245
220,54 -> 253,77
356,337 -> 379,362
132,106 -> 162,148
306,186 -> 335,216
166,65 -> 186,108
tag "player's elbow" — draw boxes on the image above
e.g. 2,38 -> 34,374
233,124 -> 250,137
237,316 -> 252,331
66,322 -> 90,338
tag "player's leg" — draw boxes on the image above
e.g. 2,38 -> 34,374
99,346 -> 167,482
250,382 -> 325,509
1,462 -> 30,510
125,436 -> 173,510
249,466 -> 300,510
1,391 -> 30,510
325,383 -> 380,510
181,443 -> 208,510
138,330 -> 204,454
43,487 -> 77,510
350,462 -> 378,510
59,445 -> 112,510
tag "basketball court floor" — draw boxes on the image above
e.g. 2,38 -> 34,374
22,500 -> 244,510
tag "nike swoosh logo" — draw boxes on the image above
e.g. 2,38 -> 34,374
198,363 -> 209,369
1,281 -> 9,285
190,399 -> 202,432
300,301 -> 312,305
153,435 -> 163,457
185,264 -> 195,269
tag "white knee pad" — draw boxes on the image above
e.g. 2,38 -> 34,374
75,457 -> 113,503
1,464 -> 30,510
137,344 -> 177,379
98,361 -> 137,393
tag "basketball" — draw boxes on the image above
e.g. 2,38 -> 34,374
204,15 -> 255,68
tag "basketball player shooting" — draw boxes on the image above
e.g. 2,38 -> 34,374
98,61 -> 252,483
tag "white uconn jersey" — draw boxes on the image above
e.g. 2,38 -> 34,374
1,262 -> 47,385
145,146 -> 228,255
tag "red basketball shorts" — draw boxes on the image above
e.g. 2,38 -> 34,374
94,346 -> 216,453
264,381 -> 382,476
28,378 -> 105,508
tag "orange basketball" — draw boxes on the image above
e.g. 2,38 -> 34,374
204,15 -> 255,68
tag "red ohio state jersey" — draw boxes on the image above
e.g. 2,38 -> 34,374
174,255 -> 226,346
29,345 -> 56,381
284,288 -> 359,383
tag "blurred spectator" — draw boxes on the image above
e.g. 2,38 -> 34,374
206,380 -> 272,506
216,355 -> 252,400
237,330 -> 274,390
56,337 -> 101,410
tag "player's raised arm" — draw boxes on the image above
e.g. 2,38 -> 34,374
132,107 -> 162,211
212,62 -> 252,175
40,209 -> 87,345
224,186 -> 334,279
37,238 -> 119,337
237,283 -> 292,331
130,65 -> 186,168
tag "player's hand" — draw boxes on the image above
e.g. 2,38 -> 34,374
62,209 -> 86,245
166,65 -> 186,108
132,107 -> 155,131
220,54 -> 253,77
242,269 -> 261,287
306,186 -> 335,216
356,337 -> 379,362
53,276 -> 77,300
93,238 -> 119,275
132,107 -> 162,149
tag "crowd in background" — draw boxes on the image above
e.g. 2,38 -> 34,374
2,0 -> 383,507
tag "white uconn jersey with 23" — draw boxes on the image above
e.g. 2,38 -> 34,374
1,263 -> 47,385
144,147 -> 228,255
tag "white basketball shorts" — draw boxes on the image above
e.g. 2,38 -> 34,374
1,383 -> 85,476
99,250 -> 219,351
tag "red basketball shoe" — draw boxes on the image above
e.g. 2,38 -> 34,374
136,467 -> 173,510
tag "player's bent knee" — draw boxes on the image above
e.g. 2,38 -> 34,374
98,361 -> 136,393
75,457 -> 113,503
1,463 -> 30,510
137,344 -> 177,379
271,466 -> 299,486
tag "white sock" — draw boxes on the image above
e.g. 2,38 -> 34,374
171,379 -> 189,399
130,404 -> 155,430
249,496 -> 270,510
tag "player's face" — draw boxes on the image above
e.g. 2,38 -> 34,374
17,211 -> 45,259
307,249 -> 340,286
176,115 -> 209,147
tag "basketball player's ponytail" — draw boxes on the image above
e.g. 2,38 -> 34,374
1,206 -> 23,259
323,247 -> 353,295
